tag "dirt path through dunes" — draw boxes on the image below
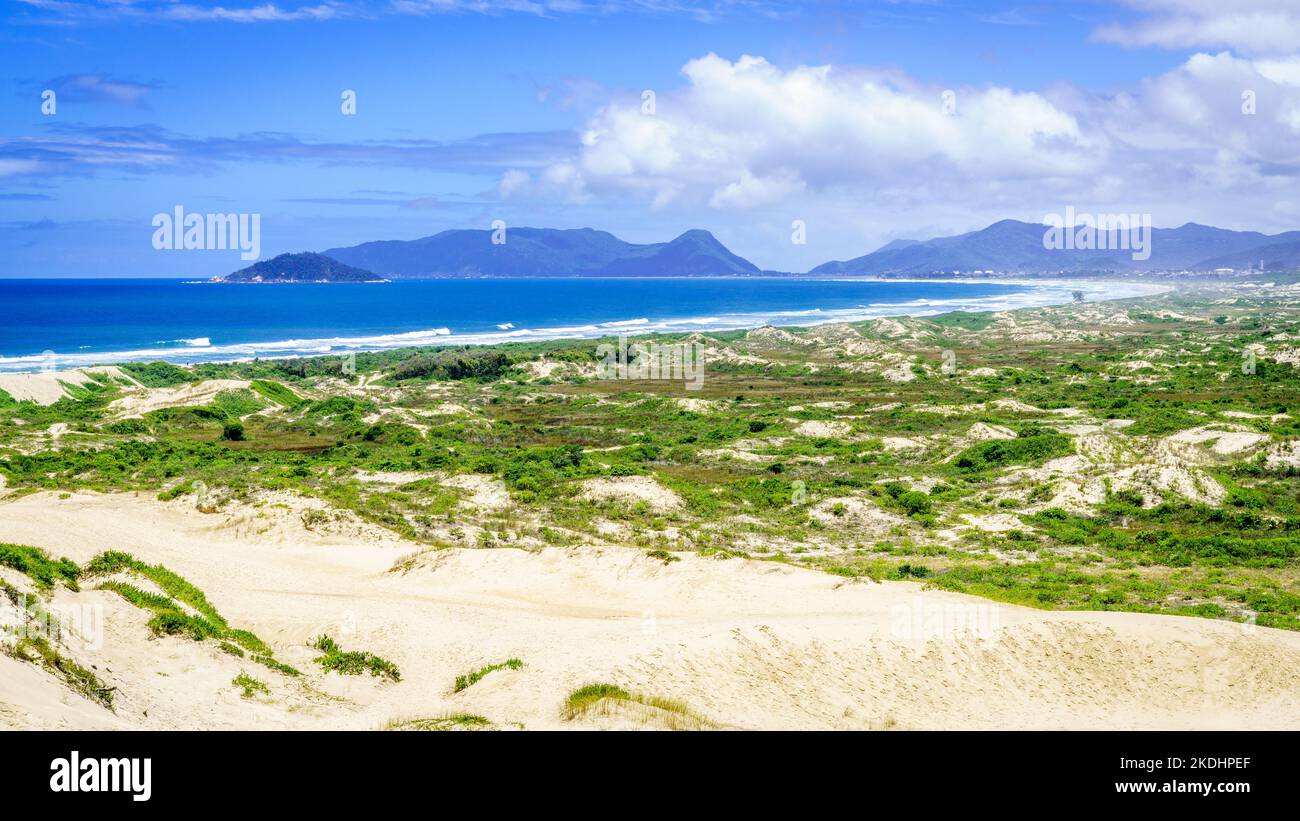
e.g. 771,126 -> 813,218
2,491 -> 1298,730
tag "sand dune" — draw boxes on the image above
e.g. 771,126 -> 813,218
2,491 -> 1298,730
108,379 -> 252,418
0,367 -> 133,406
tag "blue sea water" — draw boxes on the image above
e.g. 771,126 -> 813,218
0,277 -> 1138,373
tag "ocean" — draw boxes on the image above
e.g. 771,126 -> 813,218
0,277 -> 1157,373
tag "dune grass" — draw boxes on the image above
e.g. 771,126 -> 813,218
249,379 -> 304,408
453,658 -> 523,692
82,551 -> 300,672
85,551 -> 230,630
252,654 -> 302,677
7,633 -> 115,708
233,671 -> 269,699
0,577 -> 114,707
563,683 -> 714,730
0,543 -> 80,592
385,713 -> 494,731
311,634 -> 401,682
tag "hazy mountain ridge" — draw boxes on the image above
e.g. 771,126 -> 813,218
812,220 -> 1300,276
323,227 -> 763,278
1196,238 -> 1300,272
227,221 -> 1300,282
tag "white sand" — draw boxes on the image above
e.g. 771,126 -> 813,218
2,491 -> 1299,731
0,367 -> 132,406
109,379 -> 252,418
579,476 -> 682,512
793,420 -> 851,438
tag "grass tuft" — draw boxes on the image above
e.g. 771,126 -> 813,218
312,634 -> 401,682
232,671 -> 269,699
0,543 -> 81,592
563,682 -> 713,730
385,713 -> 494,731
453,658 -> 523,692
86,551 -> 294,675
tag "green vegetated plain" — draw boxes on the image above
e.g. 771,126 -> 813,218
2,281 -> 1300,644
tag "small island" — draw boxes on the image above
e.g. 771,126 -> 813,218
215,252 -> 387,283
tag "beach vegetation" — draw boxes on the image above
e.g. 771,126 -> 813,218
453,658 -> 523,692
311,634 -> 401,681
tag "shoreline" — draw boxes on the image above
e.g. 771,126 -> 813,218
0,277 -> 1170,375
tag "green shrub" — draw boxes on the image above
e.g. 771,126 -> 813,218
233,672 -> 269,699
954,432 -> 1073,473
249,380 -> 302,408
897,491 -> 932,516
121,361 -> 192,387
0,543 -> 80,591
390,350 -> 514,382
312,635 -> 401,682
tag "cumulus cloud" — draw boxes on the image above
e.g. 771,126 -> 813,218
1100,51 -> 1300,152
511,54 -> 1100,210
1095,0 -> 1300,57
498,47 -> 1300,254
709,169 -> 805,209
1066,50 -> 1300,211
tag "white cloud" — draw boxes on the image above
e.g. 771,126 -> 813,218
15,0 -> 776,24
512,54 -> 1099,210
0,160 -> 44,177
494,161 -> 590,201
497,168 -> 531,197
1095,1 -> 1300,56
47,74 -> 155,106
1255,57 -> 1300,86
14,0 -> 353,23
494,47 -> 1300,266
709,169 -> 804,209
1095,51 -> 1300,165
164,3 -> 346,22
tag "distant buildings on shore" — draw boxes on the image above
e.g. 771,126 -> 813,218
885,266 -> 1281,280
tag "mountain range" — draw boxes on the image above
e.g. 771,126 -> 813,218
219,221 -> 1300,281
323,227 -> 762,278
810,219 -> 1300,276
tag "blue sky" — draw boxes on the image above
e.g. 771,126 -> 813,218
3,0 -> 1300,276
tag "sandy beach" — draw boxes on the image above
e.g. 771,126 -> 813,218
4,489 -> 1298,731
